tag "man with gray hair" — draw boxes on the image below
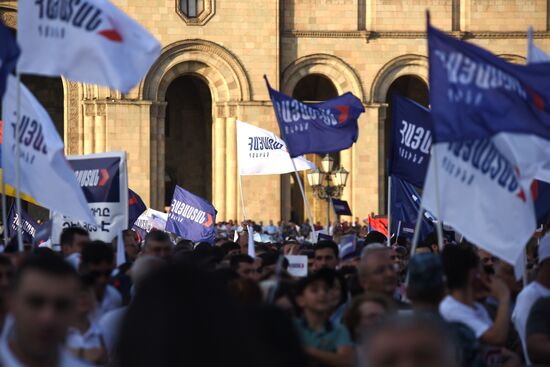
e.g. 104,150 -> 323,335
358,243 -> 399,300
357,314 -> 462,367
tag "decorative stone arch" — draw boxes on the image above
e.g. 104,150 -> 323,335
141,39 -> 252,211
371,54 -> 429,104
141,39 -> 251,103
281,54 -> 365,102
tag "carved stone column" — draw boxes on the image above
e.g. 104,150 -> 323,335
213,116 -> 227,220
225,116 -> 237,221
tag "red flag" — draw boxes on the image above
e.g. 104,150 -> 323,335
368,215 -> 388,237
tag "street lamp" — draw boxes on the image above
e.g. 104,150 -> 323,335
306,154 -> 349,230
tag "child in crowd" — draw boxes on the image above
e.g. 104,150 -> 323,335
294,269 -> 354,367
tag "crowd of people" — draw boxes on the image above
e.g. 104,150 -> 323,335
0,220 -> 549,367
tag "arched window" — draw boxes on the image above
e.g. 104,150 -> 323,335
179,0 -> 204,17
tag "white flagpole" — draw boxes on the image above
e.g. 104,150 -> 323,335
14,73 -> 23,252
387,176 -> 392,247
1,178 -> 8,246
431,146 -> 445,251
396,220 -> 402,238
238,175 -> 248,221
238,175 -> 255,257
290,158 -> 316,242
410,207 -> 425,257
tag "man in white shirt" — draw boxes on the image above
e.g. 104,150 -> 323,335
0,251 -> 91,367
79,242 -> 122,321
439,244 -> 512,346
59,227 -> 90,270
512,234 -> 550,364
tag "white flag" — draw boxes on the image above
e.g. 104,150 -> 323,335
2,75 -> 94,224
17,0 -> 161,93
237,120 -> 315,176
422,142 -> 536,266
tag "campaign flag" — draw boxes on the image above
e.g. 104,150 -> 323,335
390,175 -> 433,241
128,189 -> 146,228
285,255 -> 308,277
428,21 -> 550,143
422,141 -> 536,265
17,0 -> 161,93
0,120 -> 39,205
389,95 -> 432,187
165,185 -> 217,243
0,20 -> 19,101
332,198 -> 352,216
338,234 -> 357,259
2,76 -> 94,223
51,152 -> 128,243
367,216 -> 388,237
6,203 -> 38,243
133,208 -> 167,233
236,120 -> 314,175
265,77 -> 365,158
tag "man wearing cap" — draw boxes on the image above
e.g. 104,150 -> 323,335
512,233 -> 550,364
406,253 -> 445,313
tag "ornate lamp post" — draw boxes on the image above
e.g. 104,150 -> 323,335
306,154 -> 349,230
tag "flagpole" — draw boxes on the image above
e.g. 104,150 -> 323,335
1,177 -> 8,246
290,159 -> 316,242
410,207 -> 425,257
431,146 -> 445,251
396,220 -> 402,238
387,176 -> 392,247
238,175 -> 248,221
14,72 -> 23,252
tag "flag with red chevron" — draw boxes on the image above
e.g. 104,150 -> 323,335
166,185 -> 217,244
17,0 -> 160,93
50,151 -> 129,244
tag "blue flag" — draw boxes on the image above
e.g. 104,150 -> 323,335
265,77 -> 365,157
165,185 -> 217,243
128,189 -> 146,229
332,198 -> 352,216
0,20 -> 19,102
390,175 -> 433,241
428,21 -> 550,143
389,95 -> 432,187
7,203 -> 38,243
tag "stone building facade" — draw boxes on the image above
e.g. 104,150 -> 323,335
0,0 -> 548,224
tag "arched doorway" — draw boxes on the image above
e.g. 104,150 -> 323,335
281,74 -> 339,225
164,75 -> 212,207
383,75 -> 429,210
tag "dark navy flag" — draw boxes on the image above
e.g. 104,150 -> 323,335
389,95 -> 432,187
165,185 -> 217,243
428,20 -> 550,143
0,20 -> 19,101
128,189 -> 146,229
265,77 -> 365,157
332,198 -> 352,216
533,180 -> 550,227
390,175 -> 433,241
7,203 -> 38,243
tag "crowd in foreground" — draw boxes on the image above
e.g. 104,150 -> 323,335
0,222 -> 549,367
